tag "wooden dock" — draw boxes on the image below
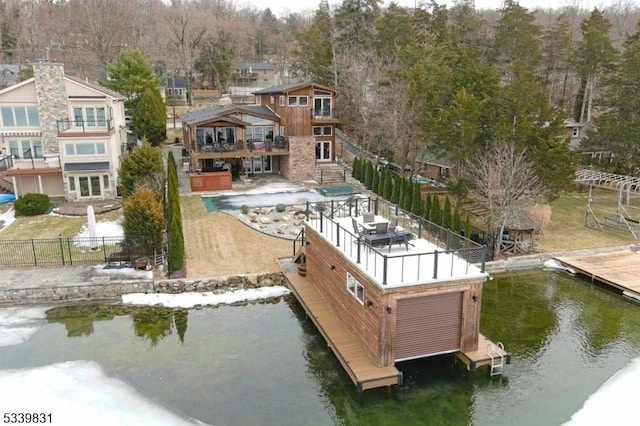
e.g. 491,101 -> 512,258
456,334 -> 511,372
555,250 -> 640,298
285,272 -> 403,391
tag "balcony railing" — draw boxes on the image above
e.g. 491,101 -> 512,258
311,108 -> 339,120
191,137 -> 289,155
0,155 -> 61,172
300,197 -> 487,286
57,118 -> 114,134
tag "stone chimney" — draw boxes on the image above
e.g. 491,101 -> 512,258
33,62 -> 69,154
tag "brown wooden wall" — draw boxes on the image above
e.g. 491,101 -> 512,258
189,171 -> 232,191
305,226 -> 485,367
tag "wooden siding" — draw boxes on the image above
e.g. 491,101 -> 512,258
285,271 -> 402,390
395,292 -> 462,361
305,225 -> 484,366
0,81 -> 37,102
306,229 -> 387,365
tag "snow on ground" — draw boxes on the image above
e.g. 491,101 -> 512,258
0,307 -> 48,347
565,357 -> 640,426
74,219 -> 124,247
0,361 -> 206,426
91,264 -> 153,279
0,207 -> 16,233
122,286 -> 291,308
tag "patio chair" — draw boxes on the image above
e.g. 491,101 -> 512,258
352,218 -> 367,238
374,222 -> 388,234
362,212 -> 374,224
389,216 -> 398,232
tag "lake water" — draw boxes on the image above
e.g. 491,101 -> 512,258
1,270 -> 640,425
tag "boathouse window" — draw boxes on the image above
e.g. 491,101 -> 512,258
288,96 -> 308,107
346,273 -> 365,305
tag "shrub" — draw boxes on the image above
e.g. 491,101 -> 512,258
14,193 -> 50,216
240,205 -> 249,214
276,203 -> 286,213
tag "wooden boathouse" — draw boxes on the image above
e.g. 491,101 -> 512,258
286,198 -> 509,390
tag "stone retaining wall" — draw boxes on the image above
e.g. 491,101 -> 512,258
0,272 -> 287,306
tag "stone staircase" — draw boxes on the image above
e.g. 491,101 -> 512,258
315,163 -> 346,185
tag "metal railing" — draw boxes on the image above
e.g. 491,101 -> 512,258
290,196 -> 486,286
311,108 -> 339,120
57,118 -> 114,133
0,235 -> 158,268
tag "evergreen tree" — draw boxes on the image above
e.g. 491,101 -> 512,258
584,25 -> 640,174
133,86 -> 166,146
292,0 -> 335,85
167,152 -> 184,273
442,196 -> 452,229
118,140 -> 164,198
453,204 -> 462,234
430,196 -> 441,226
391,175 -> 401,204
423,194 -> 432,221
371,166 -> 379,195
364,160 -> 373,189
410,183 -> 422,216
352,157 -> 359,178
402,179 -> 413,211
383,171 -> 393,200
103,49 -> 160,108
123,186 -> 164,255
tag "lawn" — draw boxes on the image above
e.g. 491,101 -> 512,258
0,206 -> 121,240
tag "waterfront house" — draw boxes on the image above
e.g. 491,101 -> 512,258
0,62 -> 127,200
180,82 -> 340,191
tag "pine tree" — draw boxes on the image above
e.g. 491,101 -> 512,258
442,196 -> 452,229
371,167 -> 379,194
410,183 -> 422,215
430,196 -> 441,225
383,170 -> 393,200
453,204 -> 462,234
166,152 -> 184,272
364,161 -> 373,189
423,194 -> 432,221
402,179 -> 413,211
352,157 -> 359,178
391,174 -> 401,204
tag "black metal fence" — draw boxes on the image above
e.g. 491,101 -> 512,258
0,236 -> 157,268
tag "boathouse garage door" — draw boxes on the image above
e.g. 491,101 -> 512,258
395,292 -> 462,362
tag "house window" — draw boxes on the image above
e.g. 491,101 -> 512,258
313,126 -> 332,136
288,96 -> 308,107
69,174 -> 107,198
7,139 -> 43,158
1,106 -> 40,127
346,273 -> 364,305
279,96 -> 285,106
65,142 -> 106,155
73,107 -> 107,127
572,127 -> 579,137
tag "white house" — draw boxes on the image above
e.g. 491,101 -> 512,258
0,62 -> 128,200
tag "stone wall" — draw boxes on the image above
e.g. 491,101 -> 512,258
283,136 -> 316,182
33,62 -> 69,154
0,272 -> 287,306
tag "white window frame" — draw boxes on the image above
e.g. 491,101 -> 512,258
279,96 -> 285,106
1,106 -> 40,127
313,126 -> 332,136
7,139 -> 43,158
72,106 -> 107,128
65,142 -> 107,156
288,96 -> 308,107
346,273 -> 364,305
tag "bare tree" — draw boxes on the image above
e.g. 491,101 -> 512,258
465,143 -> 545,259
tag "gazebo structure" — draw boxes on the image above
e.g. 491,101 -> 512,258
500,209 -> 540,255
574,169 -> 640,240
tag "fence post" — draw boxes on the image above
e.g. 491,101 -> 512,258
382,256 -> 388,285
58,236 -> 65,266
433,250 -> 438,279
336,221 -> 340,247
31,239 -> 37,267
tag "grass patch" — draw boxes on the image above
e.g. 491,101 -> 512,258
0,209 -> 122,240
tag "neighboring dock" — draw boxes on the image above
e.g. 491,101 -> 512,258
285,272 -> 402,391
555,250 -> 640,299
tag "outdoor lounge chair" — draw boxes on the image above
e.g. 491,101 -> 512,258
389,216 -> 398,232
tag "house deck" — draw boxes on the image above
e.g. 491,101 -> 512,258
456,334 -> 511,372
285,271 -> 403,391
555,250 -> 640,299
